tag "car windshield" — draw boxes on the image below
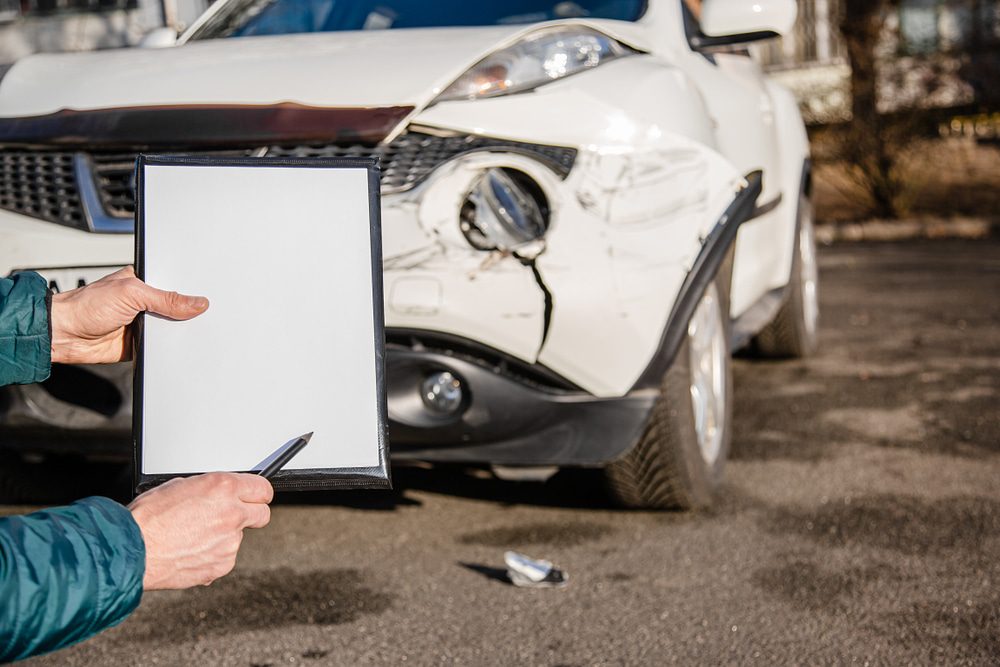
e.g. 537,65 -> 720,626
189,0 -> 647,40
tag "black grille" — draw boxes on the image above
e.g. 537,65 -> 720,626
90,149 -> 259,219
268,132 -> 578,193
0,151 -> 85,229
0,133 -> 577,227
90,153 -> 137,219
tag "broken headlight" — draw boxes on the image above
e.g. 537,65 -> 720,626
435,27 -> 635,103
460,168 -> 549,251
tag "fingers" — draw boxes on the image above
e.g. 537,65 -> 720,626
204,473 -> 273,529
233,473 -> 275,504
243,503 -> 272,530
126,278 -> 209,321
133,472 -> 273,591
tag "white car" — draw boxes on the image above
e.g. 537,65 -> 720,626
0,0 -> 817,508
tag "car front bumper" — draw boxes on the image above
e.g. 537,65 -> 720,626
0,334 -> 656,466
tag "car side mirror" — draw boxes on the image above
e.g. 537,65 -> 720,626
695,0 -> 797,48
139,27 -> 178,49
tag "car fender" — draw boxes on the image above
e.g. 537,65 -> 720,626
760,78 -> 810,292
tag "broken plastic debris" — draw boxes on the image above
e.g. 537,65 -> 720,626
504,551 -> 568,588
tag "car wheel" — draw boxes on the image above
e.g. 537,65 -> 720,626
605,279 -> 733,510
753,194 -> 819,358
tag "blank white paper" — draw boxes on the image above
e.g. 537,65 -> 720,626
140,163 -> 381,474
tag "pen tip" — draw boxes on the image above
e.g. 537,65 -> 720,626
303,432 -> 314,442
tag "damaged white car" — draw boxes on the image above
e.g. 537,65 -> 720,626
0,0 -> 817,508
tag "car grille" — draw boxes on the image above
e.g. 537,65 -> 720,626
90,149 -> 259,219
267,133 -> 578,193
0,151 -> 86,229
0,133 -> 576,230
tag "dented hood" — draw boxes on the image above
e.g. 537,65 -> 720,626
0,26 -> 531,118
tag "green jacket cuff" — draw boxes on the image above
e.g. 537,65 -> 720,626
0,271 -> 52,386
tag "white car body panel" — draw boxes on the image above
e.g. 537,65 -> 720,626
0,0 -> 809,400
0,27 -> 519,116
0,210 -> 133,272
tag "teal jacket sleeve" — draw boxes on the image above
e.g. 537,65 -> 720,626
0,498 -> 146,662
0,271 -> 52,386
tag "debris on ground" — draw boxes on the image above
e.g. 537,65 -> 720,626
504,551 -> 568,588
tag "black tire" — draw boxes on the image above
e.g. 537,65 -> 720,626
753,194 -> 820,358
604,279 -> 733,510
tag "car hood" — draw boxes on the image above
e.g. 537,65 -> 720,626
0,21 -> 649,119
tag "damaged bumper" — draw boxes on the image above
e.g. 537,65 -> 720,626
381,132 -> 742,398
0,338 -> 656,465
386,333 -> 656,465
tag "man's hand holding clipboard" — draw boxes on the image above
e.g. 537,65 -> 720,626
133,156 -> 389,492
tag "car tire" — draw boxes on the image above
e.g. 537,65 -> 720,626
605,278 -> 733,510
753,194 -> 820,358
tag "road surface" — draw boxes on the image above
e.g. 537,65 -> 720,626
19,239 -> 1000,665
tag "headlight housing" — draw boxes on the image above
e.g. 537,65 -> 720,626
435,27 -> 636,103
460,168 -> 549,251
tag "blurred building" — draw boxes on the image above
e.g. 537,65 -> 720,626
0,0 -> 209,64
756,0 -> 1000,124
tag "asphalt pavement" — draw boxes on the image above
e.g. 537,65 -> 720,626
19,239 -> 1000,666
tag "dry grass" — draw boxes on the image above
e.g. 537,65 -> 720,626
812,138 -> 1000,222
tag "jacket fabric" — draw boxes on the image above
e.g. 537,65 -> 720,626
0,271 -> 145,662
0,272 -> 51,386
0,499 -> 146,661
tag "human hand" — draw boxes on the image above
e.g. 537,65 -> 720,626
128,473 -> 274,590
50,266 -> 208,364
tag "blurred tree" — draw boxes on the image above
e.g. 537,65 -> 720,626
838,0 -> 905,218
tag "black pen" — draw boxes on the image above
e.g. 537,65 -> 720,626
254,432 -> 313,478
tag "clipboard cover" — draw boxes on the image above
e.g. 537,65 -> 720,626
133,155 -> 390,493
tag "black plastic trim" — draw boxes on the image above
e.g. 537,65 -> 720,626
385,328 -> 580,393
132,154 -> 390,495
0,104 -> 413,149
387,348 -> 656,466
690,30 -> 781,50
749,193 -> 783,220
631,171 -> 763,390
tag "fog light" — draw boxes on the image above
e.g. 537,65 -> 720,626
460,168 -> 549,251
421,371 -> 464,415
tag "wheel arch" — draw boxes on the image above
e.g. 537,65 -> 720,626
630,170 -> 763,391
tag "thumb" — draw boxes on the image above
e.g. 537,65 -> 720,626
131,282 -> 210,321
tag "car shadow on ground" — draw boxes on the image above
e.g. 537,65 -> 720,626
0,458 -> 623,512
274,464 -> 619,511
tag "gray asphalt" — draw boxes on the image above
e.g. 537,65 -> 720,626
20,239 -> 1000,666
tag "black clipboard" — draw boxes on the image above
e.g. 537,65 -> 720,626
133,155 -> 390,493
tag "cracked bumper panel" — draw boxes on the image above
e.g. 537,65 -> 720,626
382,196 -> 545,363
382,153 -> 552,363
537,147 -> 740,397
382,139 -> 740,398
409,60 -> 744,397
